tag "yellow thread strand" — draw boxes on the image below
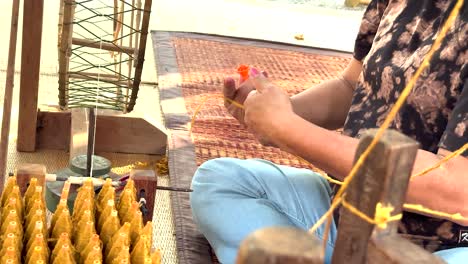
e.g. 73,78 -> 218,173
403,203 -> 467,222
374,203 -> 402,229
411,143 -> 468,180
224,97 -> 245,109
341,198 -> 402,229
319,174 -> 343,186
309,197 -> 342,233
190,96 -> 210,135
294,155 -> 343,185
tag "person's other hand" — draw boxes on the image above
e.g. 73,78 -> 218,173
223,71 -> 268,124
244,68 -> 294,146
223,77 -> 253,124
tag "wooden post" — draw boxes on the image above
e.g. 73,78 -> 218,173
17,0 -> 44,152
332,129 -> 418,264
365,130 -> 445,263
0,0 -> 21,191
131,169 -> 158,222
236,227 -> 323,264
16,164 -> 46,195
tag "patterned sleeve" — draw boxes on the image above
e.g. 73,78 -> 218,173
439,79 -> 468,157
353,0 -> 389,61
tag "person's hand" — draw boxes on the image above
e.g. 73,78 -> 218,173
223,71 -> 268,124
244,68 -> 294,146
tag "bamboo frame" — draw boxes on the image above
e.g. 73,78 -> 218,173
58,0 -> 76,109
127,0 -> 152,112
17,0 -> 166,155
58,0 -> 153,112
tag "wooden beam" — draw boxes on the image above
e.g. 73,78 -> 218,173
36,110 -> 167,155
0,0 -> 21,192
236,227 -> 323,264
17,0 -> 44,152
374,132 -> 419,236
367,235 -> 446,264
332,129 -> 418,264
72,38 -> 135,54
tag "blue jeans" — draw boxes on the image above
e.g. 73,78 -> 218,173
190,158 -> 468,264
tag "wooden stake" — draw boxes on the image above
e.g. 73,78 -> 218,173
365,131 -> 444,263
332,130 -> 418,264
0,0 -> 20,190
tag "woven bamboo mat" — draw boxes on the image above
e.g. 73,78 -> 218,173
153,31 -> 351,264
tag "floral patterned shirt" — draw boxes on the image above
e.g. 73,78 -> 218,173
342,0 -> 467,251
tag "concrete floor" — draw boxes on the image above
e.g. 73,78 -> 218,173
152,0 -> 365,52
0,0 -> 365,73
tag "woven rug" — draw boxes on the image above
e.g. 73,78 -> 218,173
152,31 -> 351,264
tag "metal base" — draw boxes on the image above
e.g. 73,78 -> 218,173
45,155 -> 113,213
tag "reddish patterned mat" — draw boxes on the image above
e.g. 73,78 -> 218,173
173,36 -> 351,168
154,32 -> 351,264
